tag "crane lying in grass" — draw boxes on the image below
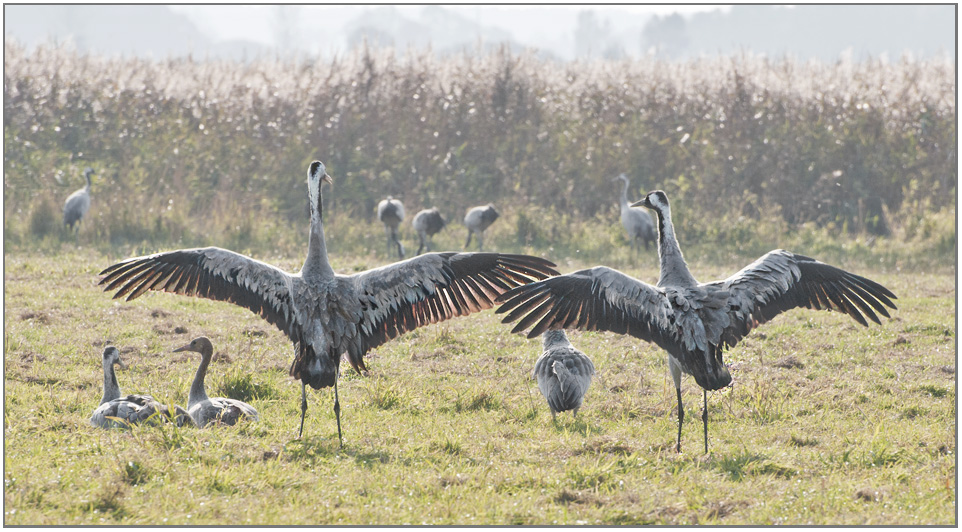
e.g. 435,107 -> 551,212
497,190 -> 897,453
99,161 -> 559,446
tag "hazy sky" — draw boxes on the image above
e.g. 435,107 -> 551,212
168,4 -> 732,57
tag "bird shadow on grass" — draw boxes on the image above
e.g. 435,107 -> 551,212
550,416 -> 605,438
282,436 -> 393,467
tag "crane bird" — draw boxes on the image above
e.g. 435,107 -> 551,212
614,173 -> 656,252
63,167 -> 94,231
173,337 -> 259,427
91,346 -> 191,428
99,161 -> 559,445
497,190 -> 897,453
534,330 -> 595,421
464,204 -> 499,251
412,207 -> 446,255
377,196 -> 406,259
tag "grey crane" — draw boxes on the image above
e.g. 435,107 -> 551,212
464,204 -> 499,251
412,207 -> 446,255
63,167 -> 94,231
534,330 -> 595,421
173,337 -> 259,427
90,346 -> 191,428
497,190 -> 897,453
377,196 -> 406,259
99,161 -> 558,445
614,174 -> 656,252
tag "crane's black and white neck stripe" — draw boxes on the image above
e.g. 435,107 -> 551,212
636,190 -> 697,288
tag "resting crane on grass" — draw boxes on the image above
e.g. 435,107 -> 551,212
63,167 -> 94,232
412,207 -> 446,255
91,346 -> 191,428
614,173 -> 656,252
377,196 -> 406,259
173,336 -> 259,427
99,161 -> 558,446
497,190 -> 897,453
464,204 -> 499,251
534,330 -> 595,421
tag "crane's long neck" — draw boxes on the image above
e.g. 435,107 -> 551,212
302,178 -> 335,279
189,351 -> 212,406
101,360 -> 121,404
651,203 -> 698,287
84,172 -> 92,191
618,179 -> 630,210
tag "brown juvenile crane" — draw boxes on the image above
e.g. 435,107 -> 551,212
99,161 -> 558,445
497,190 -> 897,453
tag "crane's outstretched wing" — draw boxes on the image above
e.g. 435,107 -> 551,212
713,249 -> 897,348
349,252 -> 558,360
99,247 -> 298,340
496,266 -> 674,343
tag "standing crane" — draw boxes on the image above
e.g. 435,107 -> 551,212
99,161 -> 558,445
173,336 -> 259,427
533,330 -> 595,421
497,190 -> 897,453
464,204 -> 499,251
377,196 -> 406,259
63,167 -> 94,231
614,174 -> 656,252
412,207 -> 446,255
91,346 -> 191,428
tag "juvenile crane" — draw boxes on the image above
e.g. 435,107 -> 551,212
412,207 -> 446,255
377,196 -> 406,259
498,190 -> 897,453
91,346 -> 191,428
173,337 -> 259,427
99,161 -> 558,445
63,167 -> 94,231
614,174 -> 656,252
464,204 -> 499,251
534,330 -> 595,421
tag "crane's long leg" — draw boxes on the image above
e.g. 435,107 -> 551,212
334,372 -> 343,447
298,382 -> 308,438
675,387 -> 684,453
464,231 -> 472,249
702,389 -> 709,454
669,357 -> 684,453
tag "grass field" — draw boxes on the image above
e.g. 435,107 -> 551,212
3,246 -> 955,525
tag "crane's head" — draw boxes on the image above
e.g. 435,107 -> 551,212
172,336 -> 214,357
632,190 -> 669,212
102,345 -> 125,368
611,173 -> 629,183
307,161 -> 333,221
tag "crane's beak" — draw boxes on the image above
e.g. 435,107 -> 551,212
115,359 -> 127,369
322,173 -> 333,185
172,343 -> 191,353
630,198 -> 647,208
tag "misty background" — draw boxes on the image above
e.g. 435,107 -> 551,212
4,4 -> 956,62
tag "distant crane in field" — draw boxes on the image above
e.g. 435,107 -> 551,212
464,204 -> 499,251
90,346 -> 191,428
173,337 -> 259,427
99,161 -> 559,446
412,207 -> 446,255
498,190 -> 897,454
377,196 -> 406,259
63,167 -> 94,231
614,173 -> 656,252
533,330 -> 595,421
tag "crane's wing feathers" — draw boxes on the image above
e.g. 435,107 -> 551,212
716,249 -> 897,347
496,266 -> 672,342
99,247 -> 297,340
351,252 -> 558,355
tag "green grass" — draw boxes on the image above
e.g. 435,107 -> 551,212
3,248 -> 955,525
